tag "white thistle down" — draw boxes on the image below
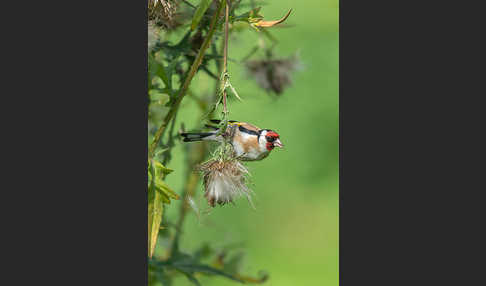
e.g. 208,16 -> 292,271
198,159 -> 253,208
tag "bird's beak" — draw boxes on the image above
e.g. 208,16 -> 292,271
273,139 -> 284,148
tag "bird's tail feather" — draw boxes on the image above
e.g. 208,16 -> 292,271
181,132 -> 218,142
204,124 -> 219,130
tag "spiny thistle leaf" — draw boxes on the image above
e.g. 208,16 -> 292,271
193,243 -> 213,262
151,52 -> 182,96
155,267 -> 173,286
221,252 -> 245,275
212,250 -> 269,284
180,271 -> 202,286
226,80 -> 243,102
174,264 -> 244,283
154,177 -> 180,200
149,89 -> 171,105
232,7 -> 264,24
151,251 -> 246,283
152,54 -> 170,89
235,272 -> 269,284
148,182 -> 164,258
148,159 -> 177,257
159,192 -> 171,204
152,159 -> 174,176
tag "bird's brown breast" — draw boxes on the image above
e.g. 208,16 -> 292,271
233,130 -> 259,153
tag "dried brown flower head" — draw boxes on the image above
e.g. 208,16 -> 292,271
197,158 -> 252,208
245,53 -> 301,95
148,0 -> 183,30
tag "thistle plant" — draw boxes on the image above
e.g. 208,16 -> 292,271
148,1 -> 294,285
198,154 -> 253,207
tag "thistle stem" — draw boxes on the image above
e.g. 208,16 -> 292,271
148,0 -> 225,159
222,0 -> 230,117
169,0 -> 231,256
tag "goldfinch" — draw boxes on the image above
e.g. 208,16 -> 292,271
181,120 -> 284,161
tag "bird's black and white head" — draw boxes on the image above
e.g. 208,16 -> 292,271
259,129 -> 284,151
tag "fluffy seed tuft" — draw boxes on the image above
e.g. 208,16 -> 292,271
197,159 -> 253,208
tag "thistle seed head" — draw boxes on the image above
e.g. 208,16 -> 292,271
197,159 -> 252,208
245,53 -> 302,95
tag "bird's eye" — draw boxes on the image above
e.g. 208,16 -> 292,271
266,136 -> 275,142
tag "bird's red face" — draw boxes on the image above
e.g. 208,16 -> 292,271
264,131 -> 284,151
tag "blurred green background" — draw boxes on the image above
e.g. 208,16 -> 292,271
163,0 -> 338,285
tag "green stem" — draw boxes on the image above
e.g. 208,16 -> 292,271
222,0 -> 230,117
148,0 -> 226,158
221,0 -> 231,148
170,1 -> 231,254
